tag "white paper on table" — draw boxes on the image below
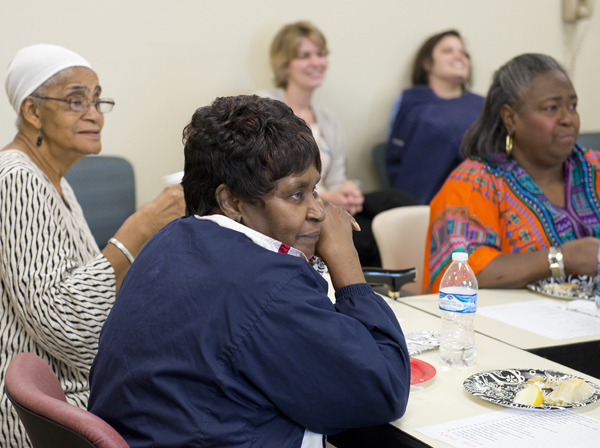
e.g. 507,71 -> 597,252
567,299 -> 600,317
416,408 -> 600,448
477,299 -> 600,339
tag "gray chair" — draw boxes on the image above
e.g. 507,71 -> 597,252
64,156 -> 136,249
577,132 -> 600,151
372,142 -> 392,189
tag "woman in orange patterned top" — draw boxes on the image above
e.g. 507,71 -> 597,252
423,54 -> 600,293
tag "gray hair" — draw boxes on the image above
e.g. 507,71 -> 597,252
15,67 -> 79,129
462,53 -> 569,162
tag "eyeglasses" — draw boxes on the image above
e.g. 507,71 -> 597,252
32,95 -> 115,113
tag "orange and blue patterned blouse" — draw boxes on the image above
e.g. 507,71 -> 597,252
423,145 -> 600,293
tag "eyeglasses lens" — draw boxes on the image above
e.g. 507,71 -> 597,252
96,100 -> 115,114
66,98 -> 114,113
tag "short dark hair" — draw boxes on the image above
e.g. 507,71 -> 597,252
412,30 -> 471,90
182,95 -> 321,217
462,53 -> 568,163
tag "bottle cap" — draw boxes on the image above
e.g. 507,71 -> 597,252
452,252 -> 468,262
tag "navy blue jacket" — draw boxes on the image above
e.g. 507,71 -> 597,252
88,217 -> 410,448
387,85 -> 484,204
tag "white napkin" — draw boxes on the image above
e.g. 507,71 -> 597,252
566,299 -> 600,318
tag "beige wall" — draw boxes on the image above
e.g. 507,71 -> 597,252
1,0 -> 598,205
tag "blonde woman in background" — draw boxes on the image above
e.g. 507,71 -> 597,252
259,21 -> 415,266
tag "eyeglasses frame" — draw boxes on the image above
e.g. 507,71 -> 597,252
31,95 -> 115,113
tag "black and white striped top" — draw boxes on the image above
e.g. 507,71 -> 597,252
0,150 -> 116,448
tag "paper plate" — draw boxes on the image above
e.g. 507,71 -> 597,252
410,358 -> 436,385
527,275 -> 597,300
463,368 -> 600,411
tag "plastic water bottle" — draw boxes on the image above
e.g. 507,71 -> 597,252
439,252 -> 478,367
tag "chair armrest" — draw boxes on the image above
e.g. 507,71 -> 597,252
362,267 -> 416,298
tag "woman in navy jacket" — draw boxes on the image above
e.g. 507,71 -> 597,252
88,95 -> 411,448
387,30 -> 484,204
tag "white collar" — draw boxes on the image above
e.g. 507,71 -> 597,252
194,214 -> 309,261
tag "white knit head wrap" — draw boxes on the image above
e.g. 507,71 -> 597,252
5,44 -> 94,113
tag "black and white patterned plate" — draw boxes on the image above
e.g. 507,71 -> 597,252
527,275 -> 597,300
463,368 -> 600,411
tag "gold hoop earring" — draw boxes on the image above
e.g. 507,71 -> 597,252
505,134 -> 513,156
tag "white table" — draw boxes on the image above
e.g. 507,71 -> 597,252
399,289 -> 600,349
383,299 -> 600,448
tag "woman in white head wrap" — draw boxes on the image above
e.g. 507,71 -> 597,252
0,44 -> 184,447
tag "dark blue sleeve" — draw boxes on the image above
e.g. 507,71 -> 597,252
386,94 -> 403,139
230,271 -> 410,435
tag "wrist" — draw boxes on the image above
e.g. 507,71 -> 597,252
112,214 -> 151,258
108,238 -> 135,265
123,206 -> 156,242
318,246 -> 365,290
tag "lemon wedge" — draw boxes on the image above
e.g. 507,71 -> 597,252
513,384 -> 544,406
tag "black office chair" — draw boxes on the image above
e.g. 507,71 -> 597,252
372,142 -> 392,189
64,155 -> 136,249
363,267 -> 416,298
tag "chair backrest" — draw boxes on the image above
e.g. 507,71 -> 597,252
577,132 -> 600,151
372,142 -> 392,189
372,205 -> 430,295
5,353 -> 130,448
64,155 -> 136,249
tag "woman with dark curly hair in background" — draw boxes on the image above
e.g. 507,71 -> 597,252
387,30 -> 484,205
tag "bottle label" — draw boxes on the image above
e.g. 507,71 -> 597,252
439,291 -> 477,313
